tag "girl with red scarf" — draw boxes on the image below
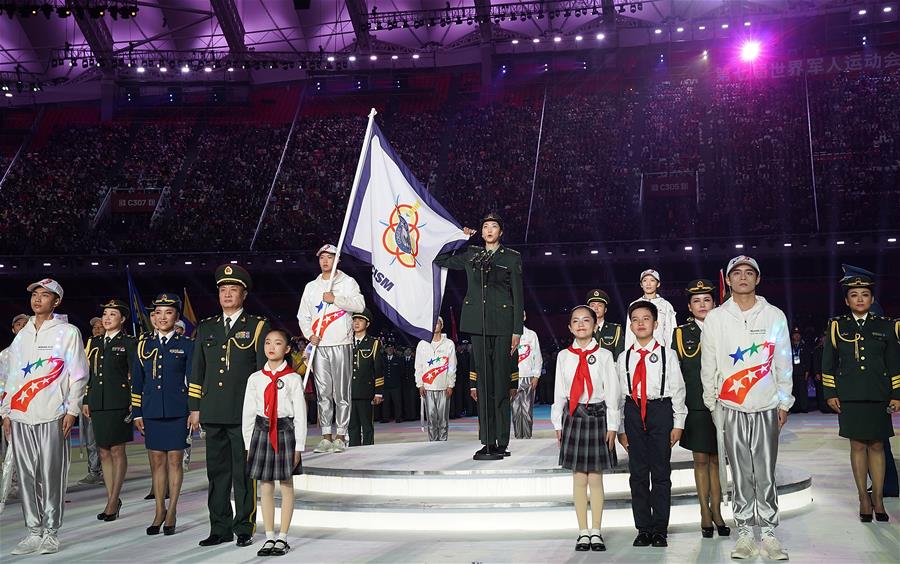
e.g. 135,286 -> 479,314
551,306 -> 620,552
241,330 -> 307,557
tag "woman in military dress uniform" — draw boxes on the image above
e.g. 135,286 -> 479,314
822,275 -> 900,522
672,280 -> 730,538
83,299 -> 137,521
132,293 -> 194,535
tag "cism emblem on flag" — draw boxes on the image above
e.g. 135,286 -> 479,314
11,357 -> 66,413
381,199 -> 425,269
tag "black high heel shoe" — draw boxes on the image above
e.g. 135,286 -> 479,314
875,512 -> 889,522
146,510 -> 167,535
103,498 -> 122,522
716,523 -> 731,536
701,526 -> 714,538
163,519 -> 177,536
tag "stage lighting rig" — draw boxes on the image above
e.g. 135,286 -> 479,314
0,1 -> 137,20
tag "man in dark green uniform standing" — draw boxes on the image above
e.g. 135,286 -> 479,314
188,264 -> 270,548
586,289 -> 625,360
349,308 -> 383,446
435,212 -> 524,460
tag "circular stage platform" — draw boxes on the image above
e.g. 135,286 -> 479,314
284,439 -> 812,532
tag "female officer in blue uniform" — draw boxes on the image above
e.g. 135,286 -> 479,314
132,293 -> 194,536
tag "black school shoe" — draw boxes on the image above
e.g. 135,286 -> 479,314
651,533 -> 668,547
575,534 -> 591,551
198,533 -> 233,546
633,532 -> 653,547
257,540 -> 276,557
236,534 -> 254,547
590,533 -> 607,551
271,539 -> 291,556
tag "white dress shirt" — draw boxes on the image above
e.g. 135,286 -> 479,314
241,360 -> 308,452
615,338 -> 687,431
551,339 -> 620,432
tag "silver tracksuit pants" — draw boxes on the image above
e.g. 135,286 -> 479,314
723,407 -> 780,532
512,377 -> 535,439
12,420 -> 70,533
80,412 -> 101,476
312,345 -> 352,437
424,390 -> 449,441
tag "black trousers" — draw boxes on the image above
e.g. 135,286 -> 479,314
813,379 -> 833,413
381,388 -> 403,422
349,399 -> 375,446
203,423 -> 255,537
624,398 -> 674,535
471,334 -> 514,448
791,374 -> 808,413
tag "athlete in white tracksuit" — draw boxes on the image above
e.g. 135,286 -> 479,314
512,323 -> 542,439
415,319 -> 457,442
298,245 -> 365,453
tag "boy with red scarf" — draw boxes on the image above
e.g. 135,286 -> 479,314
242,330 -> 306,557
616,300 -> 687,548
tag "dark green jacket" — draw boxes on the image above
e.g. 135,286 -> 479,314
821,313 -> 900,401
594,320 -> 625,361
188,312 -> 270,424
84,333 -> 137,411
672,320 -> 706,411
435,245 -> 524,336
352,335 -> 384,400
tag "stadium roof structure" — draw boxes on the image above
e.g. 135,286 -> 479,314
0,0 -> 894,101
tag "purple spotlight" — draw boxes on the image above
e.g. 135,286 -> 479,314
740,40 -> 761,62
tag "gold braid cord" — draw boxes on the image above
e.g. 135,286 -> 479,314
831,319 -> 860,361
676,327 -> 701,359
226,320 -> 265,370
137,339 -> 160,379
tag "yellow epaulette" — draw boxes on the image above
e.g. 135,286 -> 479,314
895,320 -> 899,342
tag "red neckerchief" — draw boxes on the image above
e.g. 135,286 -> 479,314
566,343 -> 601,415
262,363 -> 295,451
631,341 -> 660,430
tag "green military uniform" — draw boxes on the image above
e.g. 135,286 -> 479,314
434,213 -> 523,456
586,289 -> 624,360
189,264 -> 270,542
349,309 -> 384,447
84,299 -> 137,448
822,275 -> 900,441
673,279 -> 718,454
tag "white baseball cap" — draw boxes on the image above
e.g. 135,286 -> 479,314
316,244 -> 338,257
175,320 -> 186,330
27,278 -> 64,300
639,269 -> 660,283
726,255 -> 761,276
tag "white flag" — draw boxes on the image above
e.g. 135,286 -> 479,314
342,121 -> 468,341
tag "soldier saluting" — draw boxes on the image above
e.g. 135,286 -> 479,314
189,265 -> 270,548
435,212 -> 524,460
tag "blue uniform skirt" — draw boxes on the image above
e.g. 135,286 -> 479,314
144,416 -> 189,452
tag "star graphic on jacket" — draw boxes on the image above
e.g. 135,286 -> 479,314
22,362 -> 34,375
29,382 -> 41,392
746,343 -> 762,356
33,358 -> 46,368
315,301 -> 325,312
729,347 -> 746,365
729,379 -> 745,394
427,357 -> 437,366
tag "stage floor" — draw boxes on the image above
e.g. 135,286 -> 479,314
0,409 -> 897,562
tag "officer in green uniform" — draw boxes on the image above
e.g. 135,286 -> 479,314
671,279 -> 729,536
822,274 -> 900,522
188,264 -> 270,547
435,212 -> 523,460
83,298 -> 137,521
586,289 -> 625,360
348,308 -> 383,447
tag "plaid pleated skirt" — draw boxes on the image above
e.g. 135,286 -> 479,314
559,402 -> 618,473
247,415 -> 303,481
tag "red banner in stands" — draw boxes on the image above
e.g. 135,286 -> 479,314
644,173 -> 697,199
112,191 -> 160,213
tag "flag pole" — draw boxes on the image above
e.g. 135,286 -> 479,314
302,108 -> 378,390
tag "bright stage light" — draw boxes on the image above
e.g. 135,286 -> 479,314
740,40 -> 761,62
884,6 -> 893,13
596,33 -> 605,40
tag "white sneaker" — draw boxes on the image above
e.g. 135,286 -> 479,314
11,532 -> 44,555
760,534 -> 788,560
331,439 -> 347,453
313,439 -> 333,453
731,536 -> 759,560
39,533 -> 60,554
